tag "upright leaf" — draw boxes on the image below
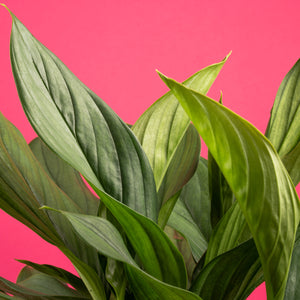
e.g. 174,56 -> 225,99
7,11 -> 187,288
159,73 -> 300,300
9,13 -> 158,221
191,239 -> 263,300
265,59 -> 300,157
132,55 -> 229,211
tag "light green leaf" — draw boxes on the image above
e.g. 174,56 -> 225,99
132,54 -> 229,213
204,201 -> 249,265
265,59 -> 300,157
10,13 -> 158,221
8,12 -> 187,288
58,210 -> 202,300
159,73 -> 300,300
191,239 -> 263,300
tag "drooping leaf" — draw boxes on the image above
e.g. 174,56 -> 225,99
132,54 -> 229,213
159,73 -> 300,300
265,59 -> 300,157
284,224 -> 300,300
0,113 -> 106,300
17,260 -> 88,296
29,138 -> 99,215
7,12 -> 187,288
16,267 -> 88,298
56,210 -> 202,300
191,239 -> 263,300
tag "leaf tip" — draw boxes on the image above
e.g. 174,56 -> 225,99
0,3 -> 14,19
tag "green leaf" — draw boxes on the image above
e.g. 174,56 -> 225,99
132,55 -> 229,215
157,124 -> 200,228
57,210 -> 202,300
29,138 -> 99,215
208,151 -> 234,228
0,113 -> 106,300
168,199 -> 207,262
16,260 -> 88,296
204,201 -> 249,265
265,59 -> 300,157
105,259 -> 127,300
284,224 -> 300,300
177,157 -> 212,241
265,59 -> 300,186
159,73 -> 300,300
191,239 -> 263,300
8,12 -> 187,289
10,13 -> 158,222
16,267 -> 88,298
282,142 -> 300,186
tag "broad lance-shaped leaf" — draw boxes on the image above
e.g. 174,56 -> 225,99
159,73 -> 300,300
9,11 -> 158,221
16,267 -> 89,298
265,59 -> 300,186
16,260 -> 89,296
29,138 -> 100,215
7,11 -> 187,288
191,239 -> 263,300
0,113 -> 106,299
54,210 -> 202,300
132,54 -> 229,216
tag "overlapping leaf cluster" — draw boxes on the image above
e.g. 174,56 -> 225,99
0,6 -> 299,300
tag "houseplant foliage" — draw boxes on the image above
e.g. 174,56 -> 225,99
0,5 -> 299,300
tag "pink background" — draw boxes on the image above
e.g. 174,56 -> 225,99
1,1 -> 300,298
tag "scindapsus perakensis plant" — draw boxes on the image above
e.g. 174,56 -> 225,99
0,4 -> 299,300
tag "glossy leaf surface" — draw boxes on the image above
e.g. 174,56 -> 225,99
191,239 -> 263,300
159,73 -> 300,300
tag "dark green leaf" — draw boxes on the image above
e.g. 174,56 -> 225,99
58,210 -> 202,300
10,13 -> 158,221
30,138 -> 99,215
208,151 -> 234,228
8,13 -> 187,288
0,113 -> 106,300
282,142 -> 300,186
17,260 -> 88,296
159,73 -> 300,300
16,267 -> 88,298
178,157 -> 212,241
284,224 -> 300,300
191,239 -> 263,300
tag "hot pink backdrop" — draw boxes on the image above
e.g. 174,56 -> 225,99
1,0 -> 300,299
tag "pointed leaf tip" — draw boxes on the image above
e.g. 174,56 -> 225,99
0,3 -> 14,18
